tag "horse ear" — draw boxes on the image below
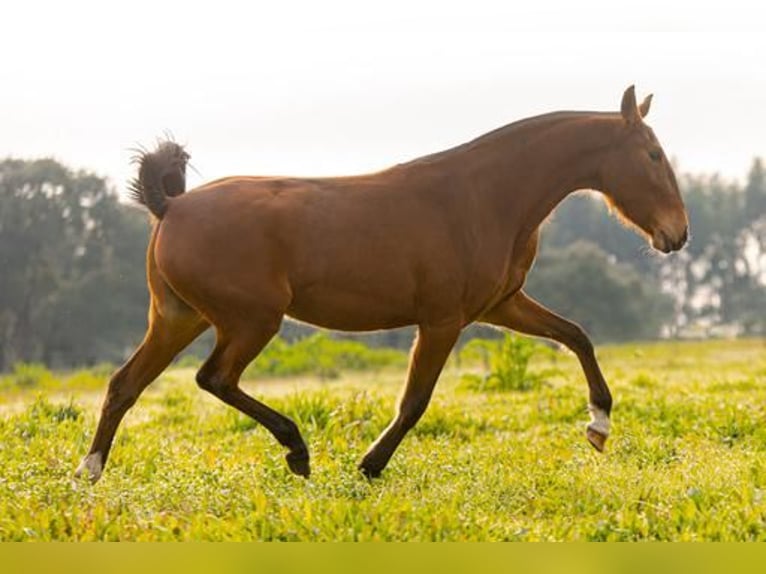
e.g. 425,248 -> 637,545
620,85 -> 640,124
638,94 -> 653,118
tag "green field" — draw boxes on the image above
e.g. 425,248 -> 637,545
1,338 -> 765,541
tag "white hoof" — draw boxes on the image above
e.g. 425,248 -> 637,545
75,452 -> 103,483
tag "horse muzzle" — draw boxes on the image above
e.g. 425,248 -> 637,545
652,225 -> 688,254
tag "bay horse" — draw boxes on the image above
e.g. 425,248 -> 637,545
76,86 -> 688,483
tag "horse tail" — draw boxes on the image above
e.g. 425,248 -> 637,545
128,140 -> 190,219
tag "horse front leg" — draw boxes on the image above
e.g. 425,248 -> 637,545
359,322 -> 461,478
481,289 -> 613,451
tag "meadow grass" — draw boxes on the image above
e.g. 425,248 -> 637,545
0,338 -> 764,541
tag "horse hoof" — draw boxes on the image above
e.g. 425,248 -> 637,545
358,457 -> 384,480
586,427 -> 608,452
286,451 -> 310,478
74,452 -> 103,484
359,467 -> 382,480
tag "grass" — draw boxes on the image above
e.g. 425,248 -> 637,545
457,333 -> 559,392
0,338 -> 764,540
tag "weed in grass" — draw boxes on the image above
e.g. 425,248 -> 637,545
459,334 -> 559,392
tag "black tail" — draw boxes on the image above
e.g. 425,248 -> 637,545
128,140 -> 190,219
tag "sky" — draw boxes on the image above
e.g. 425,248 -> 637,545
2,0 -> 764,196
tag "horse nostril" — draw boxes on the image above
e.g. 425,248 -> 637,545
654,231 -> 671,253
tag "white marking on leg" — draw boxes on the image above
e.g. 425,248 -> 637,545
587,404 -> 611,436
75,452 -> 103,483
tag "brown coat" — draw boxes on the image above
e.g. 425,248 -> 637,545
76,86 -> 688,483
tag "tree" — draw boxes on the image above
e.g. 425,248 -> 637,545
0,158 -> 150,369
2,153 -> 764,370
671,166 -> 766,334
525,240 -> 674,341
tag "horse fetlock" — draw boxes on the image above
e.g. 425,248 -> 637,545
74,452 -> 104,484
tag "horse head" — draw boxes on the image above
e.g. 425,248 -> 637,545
599,86 -> 689,253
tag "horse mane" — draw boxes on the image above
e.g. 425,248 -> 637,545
399,110 -> 617,168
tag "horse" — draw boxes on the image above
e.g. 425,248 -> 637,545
75,86 -> 688,483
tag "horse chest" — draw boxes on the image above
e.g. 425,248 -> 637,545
469,232 -> 539,318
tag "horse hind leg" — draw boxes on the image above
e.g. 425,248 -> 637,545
75,299 -> 208,483
195,313 -> 310,477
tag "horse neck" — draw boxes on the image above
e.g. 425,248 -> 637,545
456,113 -> 620,247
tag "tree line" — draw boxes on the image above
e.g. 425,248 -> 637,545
1,156 -> 764,370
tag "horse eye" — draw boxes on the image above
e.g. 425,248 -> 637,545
649,150 -> 662,162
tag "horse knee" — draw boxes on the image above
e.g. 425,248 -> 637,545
565,323 -> 594,357
102,374 -> 141,415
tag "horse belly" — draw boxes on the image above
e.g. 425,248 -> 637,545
286,285 -> 417,331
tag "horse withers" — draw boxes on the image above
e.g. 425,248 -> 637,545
76,86 -> 688,483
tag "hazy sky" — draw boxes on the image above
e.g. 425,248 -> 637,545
2,1 -> 764,195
